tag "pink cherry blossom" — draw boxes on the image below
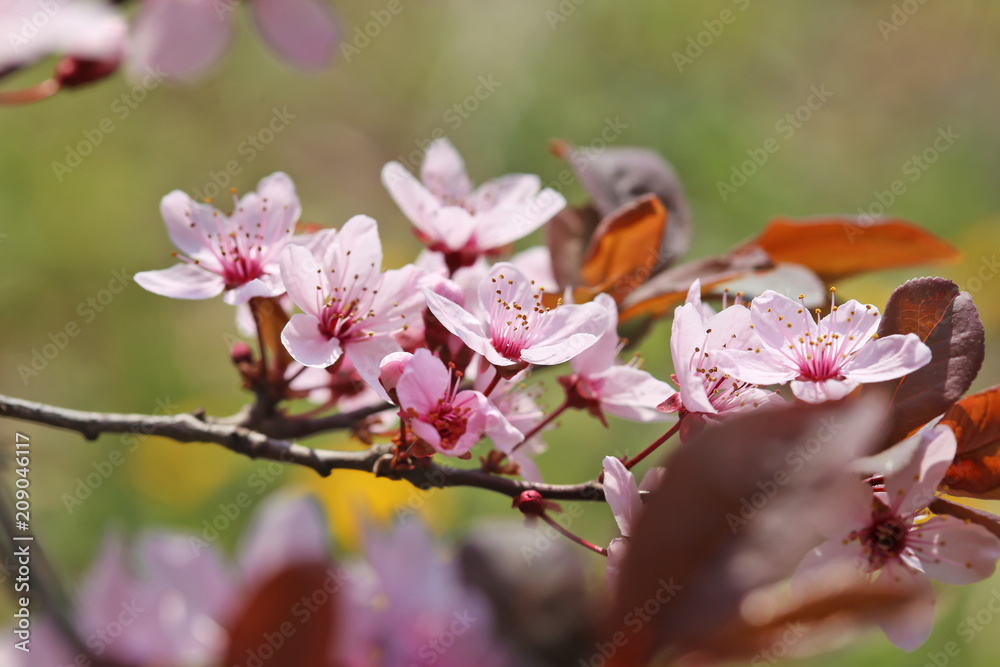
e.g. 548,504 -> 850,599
382,138 -> 566,269
796,426 -> 1000,650
602,456 -> 665,593
568,294 -> 675,423
344,521 -> 514,667
0,0 -> 127,71
17,493 -> 334,667
278,215 -> 425,400
127,0 -> 338,83
715,290 -> 932,404
661,280 -> 784,435
135,172 -> 300,305
69,531 -> 238,666
421,262 -> 610,368
394,349 -> 523,458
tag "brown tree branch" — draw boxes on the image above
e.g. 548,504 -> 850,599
0,394 -> 606,502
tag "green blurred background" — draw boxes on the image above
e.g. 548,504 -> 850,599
2,0 -> 1000,664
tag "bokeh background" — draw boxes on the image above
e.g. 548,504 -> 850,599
2,0 -> 1000,664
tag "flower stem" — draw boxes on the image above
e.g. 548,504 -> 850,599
623,419 -> 682,470
511,400 -> 569,454
481,371 -> 503,397
539,512 -> 608,557
0,78 -> 60,105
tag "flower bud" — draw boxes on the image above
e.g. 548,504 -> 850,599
512,490 -> 559,517
230,342 -> 254,365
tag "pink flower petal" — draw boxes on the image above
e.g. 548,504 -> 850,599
602,456 -> 641,537
159,190 -> 221,262
252,0 -> 339,69
912,516 -> 1000,585
518,300 -> 610,365
605,536 -> 628,596
468,174 -> 541,212
474,392 -> 524,453
281,313 -> 342,367
127,0 -> 234,83
790,377 -> 859,403
473,187 -> 566,250
381,161 -> 442,238
330,215 -> 383,280
714,346 -> 797,386
749,290 -> 818,352
279,244 -> 324,317
844,332 -> 932,382
430,206 -> 477,250
345,335 -> 402,403
397,349 -> 450,414
223,275 -> 284,305
238,492 -> 331,587
419,138 -> 472,203
670,303 -> 717,414
876,562 -> 936,651
410,418 -> 442,449
255,171 -> 302,245
571,293 -> 620,376
593,365 -> 675,423
874,426 -> 956,515
421,286 -> 495,361
135,263 -> 225,300
379,351 -> 413,396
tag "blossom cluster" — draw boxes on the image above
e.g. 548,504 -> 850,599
23,133 -> 977,662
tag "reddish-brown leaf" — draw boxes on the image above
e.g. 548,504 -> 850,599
940,386 -> 1000,498
551,141 -> 692,269
579,194 -> 666,293
605,399 -> 886,666
868,277 -> 985,449
545,204 -> 602,291
740,217 -> 959,283
617,246 -> 774,321
222,562 -> 340,667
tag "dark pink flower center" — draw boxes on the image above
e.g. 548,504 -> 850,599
854,514 -> 908,571
488,272 -> 554,361
762,293 -> 880,382
176,194 -> 294,289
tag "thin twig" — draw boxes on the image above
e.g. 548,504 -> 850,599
0,394 -> 607,502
